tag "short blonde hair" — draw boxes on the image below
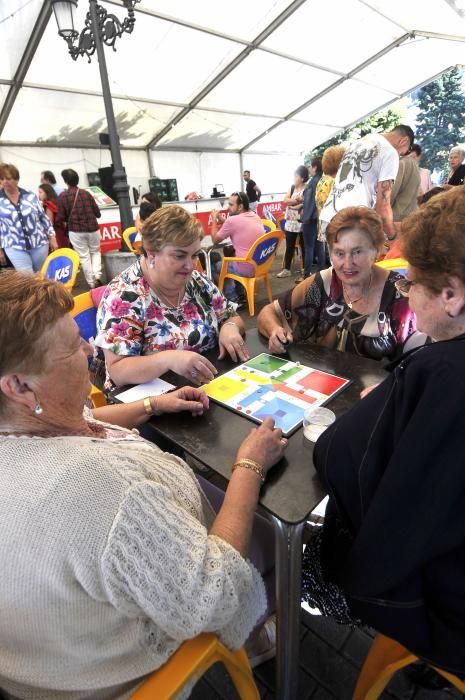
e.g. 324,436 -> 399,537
141,205 -> 203,253
0,271 -> 74,415
322,146 -> 346,177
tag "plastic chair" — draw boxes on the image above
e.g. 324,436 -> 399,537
130,633 -> 259,700
218,230 -> 284,316
353,633 -> 465,700
122,226 -> 141,255
376,257 -> 408,277
40,248 -> 80,291
71,290 -> 107,408
261,218 -> 276,233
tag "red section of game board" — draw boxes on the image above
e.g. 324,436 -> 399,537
297,370 -> 347,395
275,383 -> 317,403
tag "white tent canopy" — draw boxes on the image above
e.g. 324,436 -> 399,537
1,0 -> 465,157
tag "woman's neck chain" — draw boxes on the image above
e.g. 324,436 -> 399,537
151,283 -> 184,308
342,272 -> 373,309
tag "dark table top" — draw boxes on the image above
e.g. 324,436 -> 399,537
143,329 -> 387,525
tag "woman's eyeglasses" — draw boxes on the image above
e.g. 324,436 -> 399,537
395,277 -> 417,297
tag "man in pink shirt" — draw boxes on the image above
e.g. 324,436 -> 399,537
211,191 -> 264,303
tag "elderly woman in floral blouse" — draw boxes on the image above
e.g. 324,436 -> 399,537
96,205 -> 249,388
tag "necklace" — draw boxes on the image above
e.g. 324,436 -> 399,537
342,272 -> 373,309
151,283 -> 184,309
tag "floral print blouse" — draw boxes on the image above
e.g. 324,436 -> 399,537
95,260 -> 236,365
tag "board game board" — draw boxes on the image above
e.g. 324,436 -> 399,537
202,353 -> 351,436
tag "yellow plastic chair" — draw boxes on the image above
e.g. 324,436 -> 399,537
122,226 -> 141,255
376,257 -> 408,276
353,633 -> 465,700
261,218 -> 276,233
218,230 -> 284,316
131,633 -> 259,700
71,290 -> 107,408
40,247 -> 80,291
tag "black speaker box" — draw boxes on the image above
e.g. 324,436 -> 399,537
98,166 -> 117,202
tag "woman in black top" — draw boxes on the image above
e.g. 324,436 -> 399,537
258,206 -> 418,361
302,186 -> 465,675
447,146 -> 465,186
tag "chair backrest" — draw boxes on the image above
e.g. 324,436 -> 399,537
40,248 -> 80,291
122,226 -> 140,255
261,207 -> 277,224
376,257 -> 408,277
245,230 -> 284,275
70,290 -> 97,343
279,217 -> 286,233
261,218 -> 276,233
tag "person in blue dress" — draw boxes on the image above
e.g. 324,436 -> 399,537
0,163 -> 57,272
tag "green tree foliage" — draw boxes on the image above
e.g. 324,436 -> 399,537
304,107 -> 403,166
414,67 -> 465,172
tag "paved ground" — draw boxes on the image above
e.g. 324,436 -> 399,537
74,254 -> 459,699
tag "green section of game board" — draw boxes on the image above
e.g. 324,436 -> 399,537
274,365 -> 302,382
245,354 -> 288,373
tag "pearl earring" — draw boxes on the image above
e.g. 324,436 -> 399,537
33,401 -> 43,416
149,258 -> 155,269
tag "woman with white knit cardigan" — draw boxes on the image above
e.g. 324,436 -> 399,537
0,271 -> 287,700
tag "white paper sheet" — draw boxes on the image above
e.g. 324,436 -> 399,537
115,378 -> 175,403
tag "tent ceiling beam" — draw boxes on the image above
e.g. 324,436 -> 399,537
0,0 -> 51,137
18,81 -> 283,120
239,32 -> 413,153
146,0 -> 307,150
0,140 -> 145,150
105,0 -> 344,76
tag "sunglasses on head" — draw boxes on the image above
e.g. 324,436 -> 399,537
231,192 -> 247,207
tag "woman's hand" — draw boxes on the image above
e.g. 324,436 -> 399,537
236,417 -> 288,475
360,383 -> 379,400
49,235 -> 59,252
218,322 -> 250,363
169,349 -> 217,385
268,326 -> 293,354
156,387 -> 209,416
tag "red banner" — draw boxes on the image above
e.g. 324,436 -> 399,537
98,200 -> 286,249
99,221 -> 122,253
194,201 -> 285,234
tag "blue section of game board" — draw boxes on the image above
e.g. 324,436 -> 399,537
237,384 -> 275,408
253,396 -> 304,433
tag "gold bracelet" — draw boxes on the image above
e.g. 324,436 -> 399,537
232,459 -> 265,483
143,396 -> 158,416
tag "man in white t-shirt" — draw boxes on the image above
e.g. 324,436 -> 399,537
320,125 -> 414,241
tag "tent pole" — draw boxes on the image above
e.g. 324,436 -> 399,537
88,0 -> 133,237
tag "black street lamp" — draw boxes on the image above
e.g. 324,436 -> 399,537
50,0 -> 140,236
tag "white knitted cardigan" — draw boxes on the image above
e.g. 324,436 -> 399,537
0,426 -> 266,700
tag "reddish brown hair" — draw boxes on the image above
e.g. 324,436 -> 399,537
0,271 -> 73,413
401,186 -> 465,293
326,206 -> 384,251
321,146 -> 346,177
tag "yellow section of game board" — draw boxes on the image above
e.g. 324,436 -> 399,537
203,376 -> 246,401
235,369 -> 270,384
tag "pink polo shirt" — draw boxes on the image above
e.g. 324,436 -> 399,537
216,211 -> 264,275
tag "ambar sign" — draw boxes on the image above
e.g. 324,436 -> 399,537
99,222 -> 122,252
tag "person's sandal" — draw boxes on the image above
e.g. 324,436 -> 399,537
244,614 -> 276,668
